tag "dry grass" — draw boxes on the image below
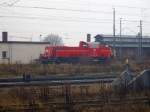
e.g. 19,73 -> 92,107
0,84 -> 150,112
0,60 -> 149,111
0,63 -> 123,76
0,57 -> 149,77
0,86 -> 149,112
0,60 -> 149,77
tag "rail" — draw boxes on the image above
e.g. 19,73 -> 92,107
0,74 -> 117,87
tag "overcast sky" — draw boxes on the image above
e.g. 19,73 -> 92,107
0,0 -> 150,45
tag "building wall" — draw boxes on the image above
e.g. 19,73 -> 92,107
0,43 -> 49,64
115,47 -> 150,59
0,43 -> 10,63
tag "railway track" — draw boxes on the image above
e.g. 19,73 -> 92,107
0,73 -> 149,112
0,74 -> 117,87
45,97 -> 150,105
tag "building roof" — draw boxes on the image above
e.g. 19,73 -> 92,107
99,34 -> 150,38
0,41 -> 50,44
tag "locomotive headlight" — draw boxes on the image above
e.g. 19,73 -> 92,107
105,45 -> 109,47
45,49 -> 49,53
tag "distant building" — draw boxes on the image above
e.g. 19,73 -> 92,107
0,32 -> 49,64
95,34 -> 150,59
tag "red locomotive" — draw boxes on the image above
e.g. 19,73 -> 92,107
40,38 -> 113,64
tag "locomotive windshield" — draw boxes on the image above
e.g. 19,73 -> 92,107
89,42 -> 100,48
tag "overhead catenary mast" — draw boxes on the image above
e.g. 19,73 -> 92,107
113,8 -> 116,57
119,18 -> 122,58
138,20 -> 143,61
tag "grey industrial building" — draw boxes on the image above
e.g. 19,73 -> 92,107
95,35 -> 150,59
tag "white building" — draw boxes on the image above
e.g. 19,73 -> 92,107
0,32 -> 50,64
0,41 -> 49,64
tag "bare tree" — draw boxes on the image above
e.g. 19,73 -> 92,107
43,34 -> 63,46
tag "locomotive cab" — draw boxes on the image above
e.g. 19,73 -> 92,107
79,41 -> 89,48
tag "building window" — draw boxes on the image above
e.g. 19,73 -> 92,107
2,51 -> 7,59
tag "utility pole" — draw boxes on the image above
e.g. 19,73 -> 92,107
120,18 -> 122,38
113,8 -> 116,57
119,18 -> 122,59
139,20 -> 143,61
39,34 -> 42,42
